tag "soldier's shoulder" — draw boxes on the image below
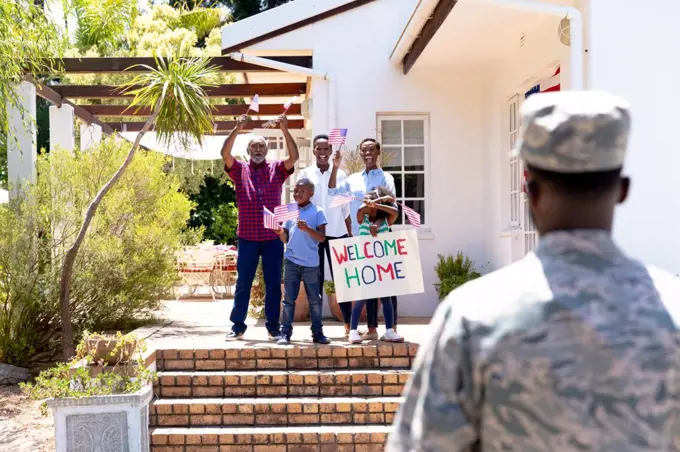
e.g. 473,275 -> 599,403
440,254 -> 551,323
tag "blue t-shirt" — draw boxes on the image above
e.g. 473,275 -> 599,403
283,203 -> 327,267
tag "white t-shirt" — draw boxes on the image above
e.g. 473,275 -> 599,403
297,164 -> 350,238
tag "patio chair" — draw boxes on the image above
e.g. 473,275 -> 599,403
210,253 -> 237,299
175,247 -> 216,301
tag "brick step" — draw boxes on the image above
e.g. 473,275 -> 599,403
151,425 -> 390,452
156,369 -> 411,398
155,343 -> 418,372
150,396 -> 403,427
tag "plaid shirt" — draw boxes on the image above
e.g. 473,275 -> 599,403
225,159 -> 293,241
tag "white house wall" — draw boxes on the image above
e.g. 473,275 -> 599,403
588,0 -> 680,275
481,12 -> 576,271
245,0 -> 487,316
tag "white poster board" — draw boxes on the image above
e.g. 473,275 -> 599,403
329,230 -> 425,303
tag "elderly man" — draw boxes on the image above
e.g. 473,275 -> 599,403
389,91 -> 680,451
221,114 -> 299,340
297,134 -> 352,324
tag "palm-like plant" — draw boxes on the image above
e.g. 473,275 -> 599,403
58,54 -> 218,359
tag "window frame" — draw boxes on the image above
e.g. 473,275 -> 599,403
376,113 -> 430,231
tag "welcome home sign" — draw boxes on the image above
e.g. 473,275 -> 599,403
329,230 -> 425,303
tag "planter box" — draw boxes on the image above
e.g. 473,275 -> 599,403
47,385 -> 153,452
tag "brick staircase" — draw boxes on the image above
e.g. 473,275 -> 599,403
150,342 -> 418,451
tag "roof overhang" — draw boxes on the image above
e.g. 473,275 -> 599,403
389,0 -> 458,75
221,0 -> 379,54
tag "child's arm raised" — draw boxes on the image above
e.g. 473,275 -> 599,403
356,202 -> 370,225
375,203 -> 399,226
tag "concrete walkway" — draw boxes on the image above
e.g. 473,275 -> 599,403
134,299 -> 433,352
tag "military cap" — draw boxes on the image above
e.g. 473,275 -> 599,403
515,90 -> 631,173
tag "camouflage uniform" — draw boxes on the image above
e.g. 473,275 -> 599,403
388,91 -> 680,452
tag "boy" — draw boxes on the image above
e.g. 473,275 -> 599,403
275,179 -> 331,345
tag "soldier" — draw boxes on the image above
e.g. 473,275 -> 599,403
388,91 -> 680,452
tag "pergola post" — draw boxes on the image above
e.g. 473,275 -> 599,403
80,123 -> 102,151
49,104 -> 75,153
7,81 -> 37,197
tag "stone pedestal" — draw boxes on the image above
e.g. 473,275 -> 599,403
47,385 -> 153,452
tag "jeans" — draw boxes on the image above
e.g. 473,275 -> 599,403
366,296 -> 398,328
230,238 -> 284,335
319,234 -> 352,323
351,298 -> 394,331
280,259 -> 323,337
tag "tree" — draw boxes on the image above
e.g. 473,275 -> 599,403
58,55 -> 218,358
168,0 -> 294,21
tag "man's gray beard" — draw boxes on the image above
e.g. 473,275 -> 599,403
251,155 -> 265,164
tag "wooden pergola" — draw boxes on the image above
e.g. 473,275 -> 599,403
29,55 -> 312,136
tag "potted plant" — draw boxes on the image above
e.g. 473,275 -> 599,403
434,252 -> 483,300
82,331 -> 138,366
21,332 -> 155,452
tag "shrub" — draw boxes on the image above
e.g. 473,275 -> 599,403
434,252 -> 482,300
0,139 -> 196,367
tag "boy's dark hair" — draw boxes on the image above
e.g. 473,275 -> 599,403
296,178 -> 315,193
313,134 -> 329,146
527,165 -> 623,197
365,186 -> 395,219
360,138 -> 381,151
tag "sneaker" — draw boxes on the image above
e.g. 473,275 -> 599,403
313,333 -> 331,345
382,328 -> 404,343
348,330 -> 363,344
225,331 -> 244,340
268,332 -> 282,341
361,330 -> 379,341
277,335 -> 291,345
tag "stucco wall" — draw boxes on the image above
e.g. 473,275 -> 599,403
588,0 -> 680,275
247,0 -> 489,316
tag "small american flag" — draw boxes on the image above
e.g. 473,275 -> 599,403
274,203 -> 299,223
263,206 -> 277,230
249,94 -> 260,113
402,204 -> 421,228
328,128 -> 348,146
330,194 -> 356,208
283,96 -> 297,112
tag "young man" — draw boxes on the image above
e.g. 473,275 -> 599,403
389,91 -> 680,451
221,114 -> 298,340
276,179 -> 330,345
298,135 -> 352,296
296,134 -> 352,305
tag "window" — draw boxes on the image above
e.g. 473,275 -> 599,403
508,95 -> 521,228
377,115 -> 428,227
264,134 -> 312,205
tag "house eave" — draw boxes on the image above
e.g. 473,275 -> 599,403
389,0 -> 459,75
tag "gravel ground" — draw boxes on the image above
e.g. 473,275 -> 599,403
0,385 -> 54,452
